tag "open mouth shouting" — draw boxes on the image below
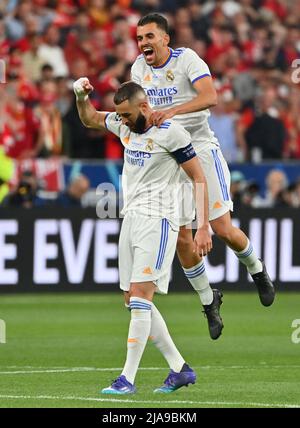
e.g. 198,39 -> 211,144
142,46 -> 155,63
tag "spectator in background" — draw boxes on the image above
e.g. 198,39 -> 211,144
1,74 -> 40,159
38,24 -> 69,77
2,180 -> 36,208
0,18 -> 10,60
4,0 -> 34,42
56,76 -> 74,117
282,23 -> 300,67
111,15 -> 139,63
63,71 -> 106,158
1,170 -> 46,208
88,0 -> 110,28
289,178 -> 300,208
33,79 -> 64,157
14,12 -> 40,52
230,170 -> 247,209
21,32 -> 46,82
187,0 -> 210,43
6,47 -> 40,101
260,168 -> 289,207
242,180 -> 264,208
277,183 -> 297,208
209,89 -> 246,162
65,31 -> 106,81
280,87 -> 300,159
96,55 -> 126,97
40,63 -> 55,81
55,174 -> 90,207
245,86 -> 286,160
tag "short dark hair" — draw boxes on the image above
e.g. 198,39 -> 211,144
113,81 -> 146,105
137,13 -> 169,34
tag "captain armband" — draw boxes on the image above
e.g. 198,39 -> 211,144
172,143 -> 196,164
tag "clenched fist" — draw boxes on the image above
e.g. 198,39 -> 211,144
73,77 -> 94,101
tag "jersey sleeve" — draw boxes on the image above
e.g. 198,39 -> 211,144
183,48 -> 211,85
131,59 -> 143,85
104,112 -> 122,137
165,123 -> 196,164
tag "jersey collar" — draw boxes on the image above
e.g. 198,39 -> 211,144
141,125 -> 153,134
152,48 -> 173,69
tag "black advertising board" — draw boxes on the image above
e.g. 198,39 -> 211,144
0,208 -> 299,292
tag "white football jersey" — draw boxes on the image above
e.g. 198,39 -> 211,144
131,47 -> 218,149
104,112 -> 196,229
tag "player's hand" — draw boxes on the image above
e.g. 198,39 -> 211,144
193,227 -> 212,257
73,77 -> 94,101
149,108 -> 175,127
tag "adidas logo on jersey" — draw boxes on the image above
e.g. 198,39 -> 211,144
213,201 -> 222,209
143,74 -> 152,82
143,267 -> 152,275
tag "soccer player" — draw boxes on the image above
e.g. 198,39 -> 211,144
74,78 -> 212,394
131,14 -> 275,340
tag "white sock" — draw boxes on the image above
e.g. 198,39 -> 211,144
183,261 -> 213,305
150,304 -> 185,373
121,297 -> 152,385
234,239 -> 263,275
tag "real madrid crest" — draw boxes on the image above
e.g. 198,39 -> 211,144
145,138 -> 154,152
166,70 -> 175,82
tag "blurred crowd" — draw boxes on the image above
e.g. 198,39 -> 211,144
0,167 -> 91,207
230,168 -> 300,208
0,0 -> 300,206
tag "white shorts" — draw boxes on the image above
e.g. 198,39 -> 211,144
119,214 -> 178,294
179,142 -> 233,226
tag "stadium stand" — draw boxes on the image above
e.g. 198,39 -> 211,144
0,0 -> 299,205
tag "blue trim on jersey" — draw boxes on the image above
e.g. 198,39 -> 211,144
192,74 -> 211,84
172,143 -> 196,164
158,121 -> 171,129
216,151 -> 230,201
152,48 -> 173,69
172,48 -> 185,58
155,219 -> 169,270
141,125 -> 154,134
211,149 -> 230,201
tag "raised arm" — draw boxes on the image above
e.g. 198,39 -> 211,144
180,156 -> 212,256
73,77 -> 108,130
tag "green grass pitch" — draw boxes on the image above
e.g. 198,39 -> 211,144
0,292 -> 299,408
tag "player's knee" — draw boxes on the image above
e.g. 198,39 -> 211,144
212,223 -> 232,242
176,230 -> 193,254
129,282 -> 154,301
